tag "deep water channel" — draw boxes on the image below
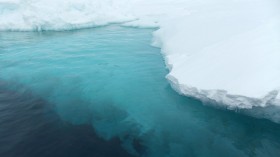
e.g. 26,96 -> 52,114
0,26 -> 280,157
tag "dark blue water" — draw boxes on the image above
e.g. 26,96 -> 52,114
1,26 -> 280,157
0,82 -> 136,157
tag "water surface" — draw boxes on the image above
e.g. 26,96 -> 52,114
0,26 -> 280,157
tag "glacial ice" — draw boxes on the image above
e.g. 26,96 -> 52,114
1,0 -> 280,120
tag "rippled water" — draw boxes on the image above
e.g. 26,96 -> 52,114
1,26 -> 280,157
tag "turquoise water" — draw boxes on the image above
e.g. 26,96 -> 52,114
1,26 -> 280,157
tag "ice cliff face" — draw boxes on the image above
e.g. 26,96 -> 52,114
1,0 -> 280,122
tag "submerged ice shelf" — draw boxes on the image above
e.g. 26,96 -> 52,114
0,0 -> 280,120
1,26 -> 280,157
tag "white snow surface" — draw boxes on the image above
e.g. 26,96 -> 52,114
1,0 -> 280,118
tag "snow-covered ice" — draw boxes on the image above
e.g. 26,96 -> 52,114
148,0 -> 280,110
0,0 -> 133,31
1,0 -> 280,120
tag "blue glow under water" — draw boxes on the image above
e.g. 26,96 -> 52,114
1,26 -> 280,157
